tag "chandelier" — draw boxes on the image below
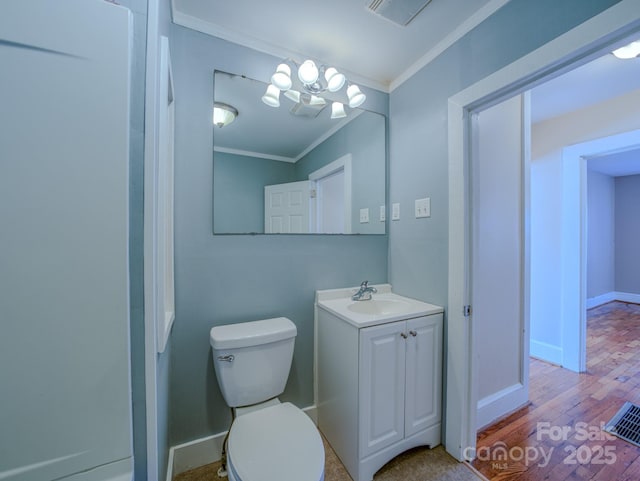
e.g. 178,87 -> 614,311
261,59 -> 366,119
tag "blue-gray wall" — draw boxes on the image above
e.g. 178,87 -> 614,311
587,170 -> 616,299
388,0 -> 621,308
214,111 -> 386,234
615,174 -> 640,294
295,111 -> 386,234
170,24 -> 389,445
214,152 -> 296,233
166,0 -> 621,451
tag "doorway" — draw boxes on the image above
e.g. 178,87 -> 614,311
446,1 -> 640,461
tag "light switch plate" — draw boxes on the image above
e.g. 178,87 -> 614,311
359,208 -> 369,223
392,203 -> 400,221
380,205 -> 386,222
415,197 -> 431,218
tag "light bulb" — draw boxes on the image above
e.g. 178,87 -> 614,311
331,102 -> 347,119
271,63 -> 292,90
347,84 -> 366,108
298,60 -> 319,85
261,84 -> 280,107
325,67 -> 346,92
612,40 -> 640,59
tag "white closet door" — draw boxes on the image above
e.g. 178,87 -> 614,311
0,1 -> 133,480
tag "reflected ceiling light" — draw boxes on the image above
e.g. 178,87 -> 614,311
298,60 -> 319,84
324,67 -> 346,92
263,58 -> 366,119
284,90 -> 301,103
271,63 -> 292,90
331,102 -> 347,119
213,102 -> 238,128
347,84 -> 366,108
612,40 -> 640,59
308,95 -> 327,106
261,84 -> 281,107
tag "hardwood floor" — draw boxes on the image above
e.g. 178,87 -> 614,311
471,301 -> 640,481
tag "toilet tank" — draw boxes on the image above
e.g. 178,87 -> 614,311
210,317 -> 296,407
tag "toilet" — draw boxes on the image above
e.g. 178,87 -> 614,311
210,317 -> 325,481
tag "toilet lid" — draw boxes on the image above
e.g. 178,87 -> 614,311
228,402 -> 325,481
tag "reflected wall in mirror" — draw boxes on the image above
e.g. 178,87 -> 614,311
213,70 -> 386,235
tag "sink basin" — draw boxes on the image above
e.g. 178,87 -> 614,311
316,284 -> 444,328
347,298 -> 413,316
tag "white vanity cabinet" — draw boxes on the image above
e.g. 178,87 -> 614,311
315,285 -> 443,481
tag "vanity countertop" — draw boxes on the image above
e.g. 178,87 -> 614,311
315,284 -> 443,328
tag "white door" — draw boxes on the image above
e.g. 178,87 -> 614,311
316,169 -> 346,234
472,93 -> 530,429
0,1 -> 133,480
264,180 -> 311,233
359,322 -> 406,458
405,315 -> 442,437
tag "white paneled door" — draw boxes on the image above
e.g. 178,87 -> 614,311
264,180 -> 312,233
472,93 -> 530,430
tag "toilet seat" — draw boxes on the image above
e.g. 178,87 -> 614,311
227,402 -> 325,481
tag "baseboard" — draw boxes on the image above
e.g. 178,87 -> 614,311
614,291 -> 640,305
530,340 -> 562,365
166,404 -> 318,479
587,291 -> 640,309
586,292 -> 617,309
477,383 -> 528,430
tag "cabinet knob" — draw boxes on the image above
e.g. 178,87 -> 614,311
409,330 -> 417,337
400,332 -> 408,339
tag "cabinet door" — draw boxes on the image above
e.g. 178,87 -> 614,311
359,322 -> 406,457
405,315 -> 443,438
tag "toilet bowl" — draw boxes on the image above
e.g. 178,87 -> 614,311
227,402 -> 324,481
210,317 -> 325,481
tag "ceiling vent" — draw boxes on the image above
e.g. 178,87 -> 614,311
366,0 -> 433,26
289,101 -> 325,118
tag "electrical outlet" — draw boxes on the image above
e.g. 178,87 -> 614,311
415,197 -> 431,218
380,205 -> 386,222
359,208 -> 369,223
392,203 -> 400,221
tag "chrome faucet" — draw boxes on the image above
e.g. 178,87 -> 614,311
352,281 -> 377,301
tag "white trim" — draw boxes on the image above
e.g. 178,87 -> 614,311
309,154 -> 353,234
447,0 -> 640,462
615,292 -> 640,305
586,292 -> 618,309
559,151 -> 587,373
587,291 -> 640,308
143,0 -> 161,477
476,383 -> 528,431
166,405 -> 318,478
214,145 -> 297,163
213,111 -> 361,164
157,35 -> 176,354
560,129 -> 640,371
390,0 -> 510,92
530,340 -> 563,366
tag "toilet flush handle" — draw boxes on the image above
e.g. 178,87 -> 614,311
217,354 -> 235,362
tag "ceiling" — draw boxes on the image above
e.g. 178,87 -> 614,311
530,52 -> 640,177
172,0 -> 506,91
177,0 -> 640,175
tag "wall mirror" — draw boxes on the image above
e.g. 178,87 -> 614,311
212,70 -> 386,235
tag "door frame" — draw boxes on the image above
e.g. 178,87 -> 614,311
309,153 -> 353,234
446,0 -> 640,461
